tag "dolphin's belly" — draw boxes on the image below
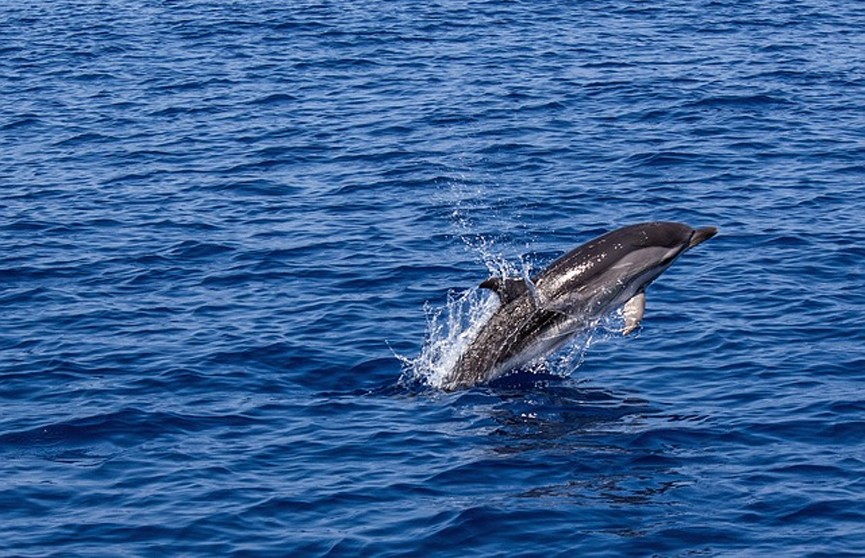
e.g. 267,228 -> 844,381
495,313 -> 579,374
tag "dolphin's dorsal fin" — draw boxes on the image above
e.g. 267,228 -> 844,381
622,292 -> 646,335
479,277 -> 530,304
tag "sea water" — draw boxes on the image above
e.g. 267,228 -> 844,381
2,1 -> 865,556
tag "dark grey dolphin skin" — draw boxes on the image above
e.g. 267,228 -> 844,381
442,222 -> 717,391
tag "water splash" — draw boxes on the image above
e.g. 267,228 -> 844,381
443,174 -> 537,279
398,287 -> 500,389
547,311 -> 624,377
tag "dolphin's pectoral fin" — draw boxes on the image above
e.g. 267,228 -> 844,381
622,292 -> 646,335
479,277 -> 530,304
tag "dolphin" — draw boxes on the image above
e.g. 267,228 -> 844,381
442,222 -> 717,391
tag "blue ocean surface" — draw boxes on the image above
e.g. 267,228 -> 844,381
2,1 -> 865,556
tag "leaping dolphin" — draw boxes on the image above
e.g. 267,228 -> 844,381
442,222 -> 717,391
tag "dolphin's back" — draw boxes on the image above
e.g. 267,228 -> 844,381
537,222 -> 693,294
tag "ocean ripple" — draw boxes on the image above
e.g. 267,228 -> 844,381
2,0 -> 865,556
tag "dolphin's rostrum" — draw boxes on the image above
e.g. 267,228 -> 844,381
443,222 -> 717,391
